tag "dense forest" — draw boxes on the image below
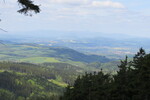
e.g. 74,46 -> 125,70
0,48 -> 149,100
0,61 -> 87,100
0,62 -> 65,100
61,48 -> 150,100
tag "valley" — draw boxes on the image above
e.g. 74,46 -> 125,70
0,41 -> 119,100
0,34 -> 149,100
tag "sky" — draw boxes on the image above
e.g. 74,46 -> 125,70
0,0 -> 150,38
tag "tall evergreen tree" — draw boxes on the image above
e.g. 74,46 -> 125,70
132,49 -> 150,100
61,48 -> 150,100
112,56 -> 132,100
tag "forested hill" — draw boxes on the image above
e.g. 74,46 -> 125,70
0,42 -> 118,100
0,43 -> 112,63
0,61 -> 87,100
0,60 -> 118,100
49,47 -> 111,63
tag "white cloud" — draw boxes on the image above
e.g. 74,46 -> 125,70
91,1 -> 125,8
41,0 -> 125,18
50,0 -> 89,5
1,0 -> 149,36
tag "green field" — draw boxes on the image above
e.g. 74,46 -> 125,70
19,57 -> 60,63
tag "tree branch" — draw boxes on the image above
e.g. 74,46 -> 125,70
0,28 -> 7,32
17,0 -> 40,15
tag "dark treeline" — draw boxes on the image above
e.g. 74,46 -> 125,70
61,48 -> 150,100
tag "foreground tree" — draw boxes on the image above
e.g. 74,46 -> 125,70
0,0 -> 40,31
61,71 -> 111,100
132,48 -> 150,100
17,0 -> 40,15
61,48 -> 150,100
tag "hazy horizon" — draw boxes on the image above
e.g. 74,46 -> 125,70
1,0 -> 150,38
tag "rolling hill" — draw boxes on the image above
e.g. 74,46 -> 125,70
0,42 -> 119,100
0,43 -> 112,63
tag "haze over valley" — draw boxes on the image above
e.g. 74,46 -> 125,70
0,0 -> 150,99
1,31 -> 150,59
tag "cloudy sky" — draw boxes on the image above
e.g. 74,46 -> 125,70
0,0 -> 150,37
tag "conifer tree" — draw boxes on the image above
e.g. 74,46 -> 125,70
18,0 -> 40,15
61,48 -> 150,100
112,56 -> 132,100
132,49 -> 150,100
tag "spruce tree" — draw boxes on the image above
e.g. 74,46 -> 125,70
132,49 -> 150,100
61,48 -> 150,100
112,56 -> 131,100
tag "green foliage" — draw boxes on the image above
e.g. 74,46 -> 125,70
61,48 -> 150,100
0,89 -> 15,100
0,43 -> 112,63
49,79 -> 68,87
0,43 -> 117,75
19,57 -> 60,63
0,60 -> 98,100
0,61 -> 80,100
61,71 -> 111,100
0,71 -> 63,100
0,61 -> 87,85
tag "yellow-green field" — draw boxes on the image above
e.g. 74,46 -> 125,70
48,79 -> 68,87
19,57 -> 60,63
